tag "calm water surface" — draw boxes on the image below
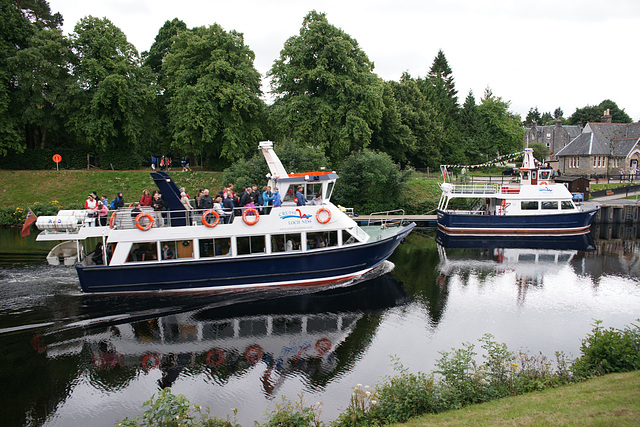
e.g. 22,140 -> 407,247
1,226 -> 639,426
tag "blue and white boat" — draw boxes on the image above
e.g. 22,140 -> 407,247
437,148 -> 599,236
35,141 -> 415,294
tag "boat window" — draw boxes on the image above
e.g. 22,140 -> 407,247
521,201 -> 539,210
342,229 -> 357,245
282,185 -> 296,203
561,201 -> 575,210
160,241 -> 177,260
306,183 -> 322,202
127,242 -> 158,262
203,321 -> 234,339
541,201 -> 558,210
237,236 -> 266,255
326,181 -> 334,199
307,231 -> 338,249
199,238 -> 231,258
271,233 -> 301,252
539,170 -> 551,180
239,319 -> 268,337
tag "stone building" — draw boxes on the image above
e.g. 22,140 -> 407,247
556,112 -> 640,176
524,121 -> 582,160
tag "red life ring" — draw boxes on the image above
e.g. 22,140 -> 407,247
135,212 -> 154,231
206,348 -> 225,367
244,344 -> 264,364
109,212 -> 117,229
202,209 -> 220,227
242,208 -> 259,225
539,181 -> 549,185
315,207 -> 331,224
315,338 -> 332,355
141,352 -> 161,370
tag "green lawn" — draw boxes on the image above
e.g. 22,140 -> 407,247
395,371 -> 640,426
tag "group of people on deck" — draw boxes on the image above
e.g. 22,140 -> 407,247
83,180 -> 322,228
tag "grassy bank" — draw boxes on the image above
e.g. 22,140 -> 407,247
396,370 -> 640,426
0,169 -> 224,209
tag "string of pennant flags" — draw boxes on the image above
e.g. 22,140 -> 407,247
440,151 -> 527,169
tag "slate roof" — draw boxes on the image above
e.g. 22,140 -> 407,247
556,122 -> 640,157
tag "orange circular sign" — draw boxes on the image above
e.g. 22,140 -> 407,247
52,154 -> 62,163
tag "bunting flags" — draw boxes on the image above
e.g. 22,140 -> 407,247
440,151 -> 524,169
21,208 -> 37,237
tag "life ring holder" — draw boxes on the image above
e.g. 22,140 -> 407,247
109,212 -> 117,229
135,212 -> 154,231
141,352 -> 161,370
244,344 -> 264,364
316,207 -> 331,224
202,209 -> 220,227
539,181 -> 549,185
242,208 -> 259,225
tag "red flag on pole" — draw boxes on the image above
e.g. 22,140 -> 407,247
21,208 -> 37,237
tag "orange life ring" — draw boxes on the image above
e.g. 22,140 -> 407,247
539,181 -> 549,185
315,338 -> 332,355
206,348 -> 225,367
202,209 -> 220,227
242,208 -> 259,225
315,207 -> 331,224
109,212 -> 117,229
141,352 -> 161,370
135,212 -> 154,231
244,344 -> 264,364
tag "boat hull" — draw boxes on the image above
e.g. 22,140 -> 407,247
437,206 -> 599,236
76,224 -> 415,294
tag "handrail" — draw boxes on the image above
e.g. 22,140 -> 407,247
365,209 -> 406,228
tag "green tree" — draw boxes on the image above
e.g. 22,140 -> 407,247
10,27 -> 74,149
163,24 -> 264,167
387,74 -> 444,169
66,16 -> 154,162
267,11 -> 384,163
370,81 -> 414,166
529,142 -> 550,163
524,107 -> 541,126
553,107 -> 564,120
0,0 -> 33,155
143,18 -> 187,84
476,88 -> 524,158
332,149 -> 408,213
567,100 -> 632,125
418,50 -> 463,164
459,90 -> 483,160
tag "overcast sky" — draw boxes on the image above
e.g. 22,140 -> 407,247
47,0 -> 640,121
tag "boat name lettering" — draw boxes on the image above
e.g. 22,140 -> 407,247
278,209 -> 313,225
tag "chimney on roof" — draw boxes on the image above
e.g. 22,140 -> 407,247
601,109 -> 612,123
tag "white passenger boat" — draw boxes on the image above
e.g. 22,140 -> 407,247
437,148 -> 599,236
35,141 -> 415,293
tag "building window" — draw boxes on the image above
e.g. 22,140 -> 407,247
568,157 -> 579,168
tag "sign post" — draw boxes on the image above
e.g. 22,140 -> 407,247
52,154 -> 62,171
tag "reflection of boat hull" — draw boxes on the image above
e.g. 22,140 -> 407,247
436,230 -> 595,251
437,208 -> 598,236
76,225 -> 414,293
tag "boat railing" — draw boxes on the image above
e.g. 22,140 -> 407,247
446,183 -> 501,196
364,209 -> 406,228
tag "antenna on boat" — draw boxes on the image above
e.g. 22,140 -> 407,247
259,141 -> 289,179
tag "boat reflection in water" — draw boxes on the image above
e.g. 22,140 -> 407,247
435,230 -> 596,303
35,262 -> 409,397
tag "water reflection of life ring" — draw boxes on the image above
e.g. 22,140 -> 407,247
242,208 -> 259,225
135,212 -> 154,231
206,348 -> 225,367
142,352 -> 161,370
244,344 -> 264,364
539,181 -> 548,185
315,338 -> 332,355
109,212 -> 117,229
315,208 -> 331,224
202,209 -> 220,227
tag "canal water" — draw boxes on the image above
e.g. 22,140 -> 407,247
1,226 -> 639,426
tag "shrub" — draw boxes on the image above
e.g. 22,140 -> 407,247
572,320 -> 640,377
258,394 -> 323,427
117,388 -> 239,427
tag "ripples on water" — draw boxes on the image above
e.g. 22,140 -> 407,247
1,230 -> 640,426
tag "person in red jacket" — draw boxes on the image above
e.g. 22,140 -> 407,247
140,189 -> 152,207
